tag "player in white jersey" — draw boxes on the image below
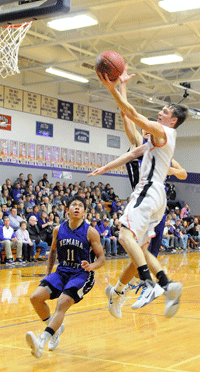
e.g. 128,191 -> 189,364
94,69 -> 188,316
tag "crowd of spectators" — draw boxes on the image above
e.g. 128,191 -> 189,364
0,172 -> 198,265
161,204 -> 200,252
0,173 -> 128,265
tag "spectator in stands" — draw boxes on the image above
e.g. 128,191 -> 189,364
5,178 -> 13,196
12,182 -> 22,205
173,218 -> 184,250
62,181 -> 68,194
1,204 -> 9,217
181,203 -> 193,224
6,197 -> 13,211
187,220 -> 200,249
27,216 -> 48,261
43,196 -> 52,214
94,187 -> 101,204
30,194 -> 36,208
39,173 -> 49,187
34,185 -> 40,195
35,191 -> 43,205
111,198 -> 122,215
24,195 -> 33,216
57,203 -> 65,222
90,217 -> 101,235
108,187 -> 116,201
85,212 -> 93,224
13,173 -> 24,187
38,210 -> 53,246
9,207 -> 24,231
96,202 -> 106,219
26,184 -> 34,196
104,183 -> 110,194
15,221 -> 34,262
99,218 -> 117,257
175,206 -> 181,218
28,205 -> 40,221
26,173 -> 35,187
0,210 -> 3,226
17,201 -> 26,218
0,215 -> 23,264
20,180 -> 27,196
0,189 -> 8,205
161,218 -> 175,251
111,218 -> 126,255
53,190 -> 61,206
180,220 -> 189,250
170,212 -> 177,225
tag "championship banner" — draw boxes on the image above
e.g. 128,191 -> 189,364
36,144 -> 45,166
75,150 -> 82,170
0,139 -> 9,161
19,142 -> 27,164
9,140 -> 18,163
67,149 -> 75,169
44,145 -> 52,167
52,146 -> 60,167
82,151 -> 89,170
60,148 -> 68,168
27,143 -> 35,165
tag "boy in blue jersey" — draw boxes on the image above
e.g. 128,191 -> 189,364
26,196 -> 105,358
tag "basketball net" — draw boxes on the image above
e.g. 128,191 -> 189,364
0,22 -> 33,79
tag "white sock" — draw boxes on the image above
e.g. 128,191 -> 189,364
114,280 -> 125,293
43,315 -> 52,325
128,277 -> 138,286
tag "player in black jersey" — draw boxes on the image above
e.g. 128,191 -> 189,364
26,196 -> 105,358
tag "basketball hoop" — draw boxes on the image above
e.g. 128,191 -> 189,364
0,22 -> 33,78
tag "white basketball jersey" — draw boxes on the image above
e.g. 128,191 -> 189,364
139,125 -> 176,185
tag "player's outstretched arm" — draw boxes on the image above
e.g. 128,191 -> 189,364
81,227 -> 105,271
46,226 -> 59,276
168,159 -> 187,180
97,71 -> 165,140
87,143 -> 147,177
120,65 -> 143,148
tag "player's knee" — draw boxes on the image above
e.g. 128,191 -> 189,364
56,297 -> 71,312
30,292 -> 38,305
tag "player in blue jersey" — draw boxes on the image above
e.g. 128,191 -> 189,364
26,195 -> 105,358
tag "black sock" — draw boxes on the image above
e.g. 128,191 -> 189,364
137,265 -> 152,281
156,270 -> 169,287
44,326 -> 55,336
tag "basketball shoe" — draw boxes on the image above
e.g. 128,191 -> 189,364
105,284 -> 134,318
48,323 -> 65,351
131,279 -> 164,309
163,281 -> 182,318
26,331 -> 46,358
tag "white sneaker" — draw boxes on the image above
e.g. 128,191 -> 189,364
131,280 -> 164,309
26,331 -> 46,358
105,285 -> 124,318
164,282 -> 182,318
48,323 -> 65,351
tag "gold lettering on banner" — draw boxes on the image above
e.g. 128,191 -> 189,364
40,95 -> 58,118
74,103 -> 88,124
115,113 -> 125,131
23,91 -> 41,114
88,107 -> 102,127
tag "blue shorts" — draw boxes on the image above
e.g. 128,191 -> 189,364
148,214 -> 166,257
40,268 -> 95,303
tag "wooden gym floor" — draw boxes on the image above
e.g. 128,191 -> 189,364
0,252 -> 200,372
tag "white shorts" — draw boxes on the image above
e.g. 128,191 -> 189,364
119,182 -> 166,247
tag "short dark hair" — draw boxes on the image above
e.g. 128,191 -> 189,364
168,104 -> 188,128
67,195 -> 86,210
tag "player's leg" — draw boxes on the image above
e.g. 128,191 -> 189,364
30,285 -> 51,320
105,261 -> 139,318
141,245 -> 182,317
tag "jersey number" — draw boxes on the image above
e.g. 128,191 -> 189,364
67,249 -> 74,262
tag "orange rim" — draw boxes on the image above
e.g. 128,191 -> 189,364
2,22 -> 33,29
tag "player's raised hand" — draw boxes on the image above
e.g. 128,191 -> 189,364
87,166 -> 106,177
119,63 -> 135,84
97,72 -> 119,91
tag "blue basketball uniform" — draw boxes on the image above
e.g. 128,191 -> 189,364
40,220 -> 95,303
126,139 -> 166,257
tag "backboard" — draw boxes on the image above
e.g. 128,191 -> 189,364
0,0 -> 71,25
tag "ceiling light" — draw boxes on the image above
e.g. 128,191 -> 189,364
47,14 -> 98,31
46,67 -> 89,83
141,54 -> 183,65
158,0 -> 200,12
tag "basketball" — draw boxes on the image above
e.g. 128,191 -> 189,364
95,51 -> 125,81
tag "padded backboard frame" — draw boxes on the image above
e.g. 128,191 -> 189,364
0,0 -> 71,25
